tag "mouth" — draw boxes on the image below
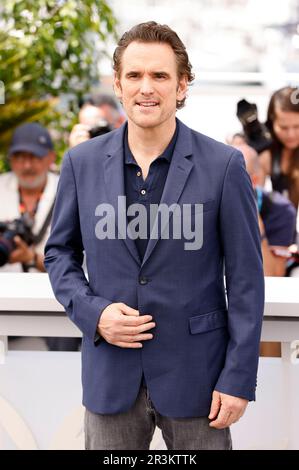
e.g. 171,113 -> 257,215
136,101 -> 159,108
285,141 -> 298,147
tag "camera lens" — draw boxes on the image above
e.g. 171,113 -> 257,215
0,239 -> 14,266
0,231 -> 16,267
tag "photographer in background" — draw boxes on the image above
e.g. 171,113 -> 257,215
0,123 -> 58,273
69,93 -> 126,148
232,140 -> 296,277
232,140 -> 297,357
236,89 -> 299,276
250,87 -> 299,211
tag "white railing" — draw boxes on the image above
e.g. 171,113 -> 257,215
0,274 -> 299,450
1,274 -> 299,345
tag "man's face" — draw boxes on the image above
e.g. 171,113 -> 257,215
10,151 -> 53,189
114,41 -> 187,130
273,108 -> 299,150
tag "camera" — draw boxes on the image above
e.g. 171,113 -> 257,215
88,119 -> 112,139
236,99 -> 272,153
0,214 -> 34,267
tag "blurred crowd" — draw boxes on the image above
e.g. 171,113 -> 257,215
0,87 -> 299,354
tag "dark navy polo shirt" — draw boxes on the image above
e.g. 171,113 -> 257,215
124,123 -> 178,262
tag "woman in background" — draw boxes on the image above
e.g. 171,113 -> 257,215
259,86 -> 299,212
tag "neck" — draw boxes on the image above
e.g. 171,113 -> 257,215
127,118 -> 177,160
282,147 -> 293,159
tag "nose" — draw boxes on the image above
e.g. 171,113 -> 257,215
140,76 -> 154,96
285,128 -> 296,140
23,158 -> 33,170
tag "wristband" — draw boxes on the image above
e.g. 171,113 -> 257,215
24,250 -> 38,269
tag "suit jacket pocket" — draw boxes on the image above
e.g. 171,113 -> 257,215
189,308 -> 227,334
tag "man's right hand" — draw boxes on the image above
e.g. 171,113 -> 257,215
69,124 -> 90,148
97,303 -> 155,348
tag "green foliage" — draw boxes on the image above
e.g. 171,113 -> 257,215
0,0 -> 118,169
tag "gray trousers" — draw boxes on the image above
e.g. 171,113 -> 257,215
85,385 -> 232,450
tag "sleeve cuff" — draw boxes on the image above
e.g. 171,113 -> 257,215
93,301 -> 113,345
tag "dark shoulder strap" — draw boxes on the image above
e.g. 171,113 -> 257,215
32,201 -> 55,245
21,201 -> 55,272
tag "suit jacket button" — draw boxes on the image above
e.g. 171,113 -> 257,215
139,277 -> 148,285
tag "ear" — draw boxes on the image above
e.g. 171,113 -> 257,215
176,75 -> 188,102
251,174 -> 259,187
45,151 -> 55,167
113,72 -> 122,101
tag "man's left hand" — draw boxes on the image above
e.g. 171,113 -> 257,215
9,236 -> 34,264
208,390 -> 248,429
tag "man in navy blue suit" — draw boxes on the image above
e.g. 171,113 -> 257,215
45,21 -> 264,450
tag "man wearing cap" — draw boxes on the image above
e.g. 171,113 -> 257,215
0,122 -> 58,272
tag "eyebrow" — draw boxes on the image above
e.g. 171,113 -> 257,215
125,70 -> 170,77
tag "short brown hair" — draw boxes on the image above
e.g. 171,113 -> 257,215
113,21 -> 195,109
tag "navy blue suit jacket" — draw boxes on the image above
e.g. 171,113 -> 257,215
45,119 -> 264,418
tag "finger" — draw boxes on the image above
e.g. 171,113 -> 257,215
229,413 -> 241,426
208,391 -> 221,420
73,124 -> 89,132
234,409 -> 245,423
122,314 -> 153,326
114,341 -> 143,349
9,249 -> 23,263
224,412 -> 238,428
209,408 -> 231,429
117,333 -> 153,343
119,304 -> 140,316
13,236 -> 24,247
74,130 -> 89,138
10,248 -> 22,257
76,135 -> 89,144
121,322 -> 156,334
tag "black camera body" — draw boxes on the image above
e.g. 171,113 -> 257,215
88,120 -> 112,139
237,99 -> 272,153
0,214 -> 34,267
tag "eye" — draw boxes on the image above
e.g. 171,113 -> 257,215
155,73 -> 167,79
126,72 -> 139,79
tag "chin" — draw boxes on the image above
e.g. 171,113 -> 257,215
132,116 -> 161,128
19,175 -> 45,189
285,143 -> 299,150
